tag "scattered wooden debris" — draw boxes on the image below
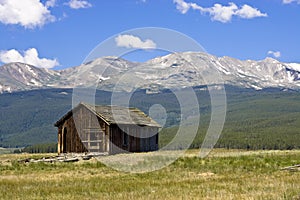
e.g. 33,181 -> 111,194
63,157 -> 79,162
18,152 -> 108,163
281,164 -> 300,171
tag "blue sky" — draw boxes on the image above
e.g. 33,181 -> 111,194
0,0 -> 299,69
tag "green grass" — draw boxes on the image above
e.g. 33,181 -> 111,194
0,149 -> 300,199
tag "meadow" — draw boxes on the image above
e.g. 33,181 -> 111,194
0,149 -> 300,200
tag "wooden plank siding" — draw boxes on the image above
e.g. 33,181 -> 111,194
58,106 -> 106,154
109,125 -> 159,154
57,115 -> 87,154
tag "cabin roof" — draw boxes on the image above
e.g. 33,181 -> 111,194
54,102 -> 161,127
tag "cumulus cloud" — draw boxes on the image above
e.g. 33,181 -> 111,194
282,0 -> 300,4
0,0 -> 55,28
0,48 -> 59,68
67,0 -> 92,9
204,3 -> 239,23
173,0 -> 267,23
267,51 -> 281,58
174,0 -> 191,14
235,5 -> 267,19
115,34 -> 157,49
45,0 -> 56,8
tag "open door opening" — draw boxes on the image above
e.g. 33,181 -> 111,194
63,127 -> 67,153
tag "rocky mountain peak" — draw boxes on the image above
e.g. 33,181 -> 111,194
0,52 -> 299,94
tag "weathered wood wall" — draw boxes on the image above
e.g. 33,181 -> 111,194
110,125 -> 159,154
57,114 -> 87,154
73,106 -> 109,153
58,106 -> 108,154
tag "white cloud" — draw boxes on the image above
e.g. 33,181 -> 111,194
204,3 -> 239,23
282,0 -> 300,4
235,4 -> 267,19
0,0 -> 55,28
0,48 -> 59,68
67,0 -> 92,9
174,0 -> 191,14
45,0 -> 56,8
115,35 -> 157,49
173,0 -> 267,23
267,51 -> 281,58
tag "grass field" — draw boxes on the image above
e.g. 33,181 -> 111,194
0,149 -> 300,199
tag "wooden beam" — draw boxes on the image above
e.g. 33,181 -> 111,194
106,125 -> 110,153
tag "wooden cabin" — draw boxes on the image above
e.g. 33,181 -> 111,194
54,103 -> 160,155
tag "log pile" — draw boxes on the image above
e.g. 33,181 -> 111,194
281,164 -> 300,171
18,152 -> 108,163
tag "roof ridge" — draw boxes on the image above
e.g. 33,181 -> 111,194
56,102 -> 161,127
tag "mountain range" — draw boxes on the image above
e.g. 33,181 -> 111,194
1,52 -> 300,94
1,52 -> 300,149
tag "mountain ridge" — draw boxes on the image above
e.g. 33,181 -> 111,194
1,52 -> 300,94
1,86 -> 300,148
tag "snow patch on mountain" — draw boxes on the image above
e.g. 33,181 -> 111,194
287,63 -> 300,71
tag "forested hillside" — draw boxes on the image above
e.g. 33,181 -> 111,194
0,86 -> 300,150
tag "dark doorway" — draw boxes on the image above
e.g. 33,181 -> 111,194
63,128 -> 67,153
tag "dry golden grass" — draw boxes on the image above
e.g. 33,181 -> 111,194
0,149 -> 300,200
